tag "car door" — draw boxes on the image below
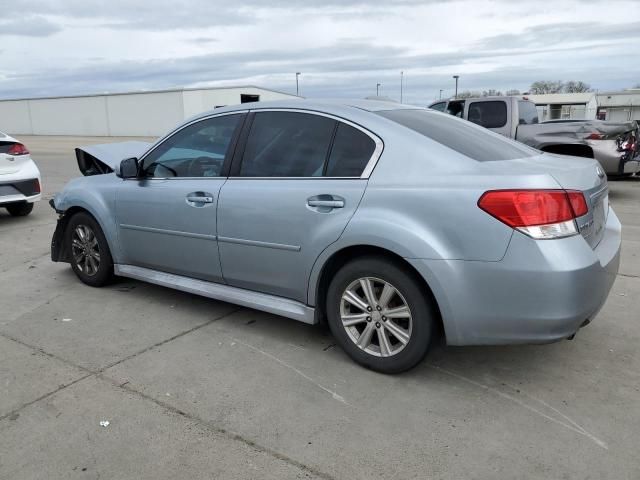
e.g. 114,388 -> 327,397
217,110 -> 381,303
465,99 -> 511,137
115,112 -> 245,282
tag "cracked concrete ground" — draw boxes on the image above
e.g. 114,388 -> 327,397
1,135 -> 639,479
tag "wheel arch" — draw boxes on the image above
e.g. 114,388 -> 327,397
57,205 -> 116,263
311,244 -> 447,342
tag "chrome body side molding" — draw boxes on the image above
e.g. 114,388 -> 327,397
114,264 -> 316,324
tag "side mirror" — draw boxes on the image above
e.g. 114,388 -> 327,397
116,157 -> 139,179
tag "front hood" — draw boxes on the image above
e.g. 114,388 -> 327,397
75,141 -> 151,176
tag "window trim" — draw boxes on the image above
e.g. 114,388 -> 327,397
136,111 -> 248,180
228,108 -> 384,180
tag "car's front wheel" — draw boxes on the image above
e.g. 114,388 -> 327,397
5,202 -> 34,217
66,212 -> 114,287
326,256 -> 435,373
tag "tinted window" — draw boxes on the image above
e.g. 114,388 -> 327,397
518,101 -> 539,125
143,114 -> 240,178
377,109 -> 535,161
467,101 -> 507,128
325,123 -> 376,177
430,102 -> 447,112
240,112 -> 335,177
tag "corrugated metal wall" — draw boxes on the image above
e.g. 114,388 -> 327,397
0,87 -> 296,136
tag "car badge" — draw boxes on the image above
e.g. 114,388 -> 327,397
596,166 -> 605,179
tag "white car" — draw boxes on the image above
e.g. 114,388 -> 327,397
0,131 -> 41,216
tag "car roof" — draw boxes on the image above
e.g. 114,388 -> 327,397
188,98 -> 424,123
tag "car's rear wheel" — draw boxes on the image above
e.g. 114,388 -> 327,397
326,256 -> 435,373
66,212 -> 114,287
5,202 -> 34,217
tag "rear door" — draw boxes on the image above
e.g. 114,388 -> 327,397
217,110 -> 381,303
465,99 -> 512,137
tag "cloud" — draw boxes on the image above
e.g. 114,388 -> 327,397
0,15 -> 61,37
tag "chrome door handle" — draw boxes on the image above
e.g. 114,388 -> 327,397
307,199 -> 344,208
186,195 -> 213,203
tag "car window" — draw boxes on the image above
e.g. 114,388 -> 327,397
240,111 -> 335,177
518,101 -> 539,125
467,101 -> 507,128
430,102 -> 447,112
142,114 -> 241,178
446,101 -> 465,118
377,109 -> 536,161
325,123 -> 376,177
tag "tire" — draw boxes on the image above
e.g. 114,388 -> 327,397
66,212 -> 114,287
5,202 -> 34,217
326,256 -> 435,374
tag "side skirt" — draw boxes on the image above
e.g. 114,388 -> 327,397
114,264 -> 317,325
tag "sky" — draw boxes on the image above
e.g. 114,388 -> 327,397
1,0 -> 639,105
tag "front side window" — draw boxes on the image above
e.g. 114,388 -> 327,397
430,102 -> 447,112
142,114 -> 241,178
518,101 -> 539,125
240,112 -> 335,177
467,101 -> 507,128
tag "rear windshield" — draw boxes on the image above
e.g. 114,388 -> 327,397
377,109 -> 536,161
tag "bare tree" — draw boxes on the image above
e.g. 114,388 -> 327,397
456,90 -> 482,99
482,89 -> 503,97
529,81 -> 565,94
564,81 -> 592,93
505,89 -> 521,96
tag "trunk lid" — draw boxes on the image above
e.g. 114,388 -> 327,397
490,153 -> 609,249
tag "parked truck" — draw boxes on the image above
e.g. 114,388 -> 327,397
429,96 -> 639,176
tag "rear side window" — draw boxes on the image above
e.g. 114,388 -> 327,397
325,123 -> 376,177
518,101 -> 539,125
467,101 -> 507,128
240,112 -> 335,177
377,109 -> 535,161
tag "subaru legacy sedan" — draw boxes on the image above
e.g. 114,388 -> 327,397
50,99 -> 621,373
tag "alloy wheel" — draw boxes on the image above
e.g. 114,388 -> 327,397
340,277 -> 413,357
71,224 -> 101,277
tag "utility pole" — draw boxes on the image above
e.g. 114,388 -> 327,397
296,72 -> 301,96
400,71 -> 404,103
439,89 -> 443,100
376,83 -> 381,97
453,75 -> 459,99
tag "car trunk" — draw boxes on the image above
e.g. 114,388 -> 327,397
0,142 -> 23,175
491,153 -> 609,249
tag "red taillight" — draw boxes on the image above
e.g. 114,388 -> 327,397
7,143 -> 29,155
34,179 -> 41,194
478,189 -> 589,239
586,133 -> 604,140
566,191 -> 588,217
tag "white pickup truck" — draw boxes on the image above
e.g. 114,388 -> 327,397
429,96 -> 639,176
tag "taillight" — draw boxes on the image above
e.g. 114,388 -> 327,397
478,190 -> 589,239
585,133 -> 605,140
7,143 -> 29,155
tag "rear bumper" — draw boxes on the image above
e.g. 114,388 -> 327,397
0,178 -> 41,205
408,208 -> 621,346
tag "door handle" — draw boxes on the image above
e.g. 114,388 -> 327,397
307,199 -> 344,208
186,192 -> 214,206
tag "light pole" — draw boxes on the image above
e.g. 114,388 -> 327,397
296,72 -> 301,96
439,89 -> 443,100
453,75 -> 459,99
376,83 -> 382,97
400,71 -> 404,103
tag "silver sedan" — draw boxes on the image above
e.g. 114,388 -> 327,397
50,99 -> 621,373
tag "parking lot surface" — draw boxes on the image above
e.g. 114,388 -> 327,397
1,136 -> 639,479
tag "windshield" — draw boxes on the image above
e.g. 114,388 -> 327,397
377,109 -> 537,161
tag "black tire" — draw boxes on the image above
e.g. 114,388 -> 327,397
6,202 -> 34,217
326,256 -> 435,374
66,212 -> 114,287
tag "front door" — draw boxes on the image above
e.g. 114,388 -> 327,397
217,110 -> 380,303
116,113 -> 244,282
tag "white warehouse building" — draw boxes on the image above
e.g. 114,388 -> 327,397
0,86 -> 298,137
